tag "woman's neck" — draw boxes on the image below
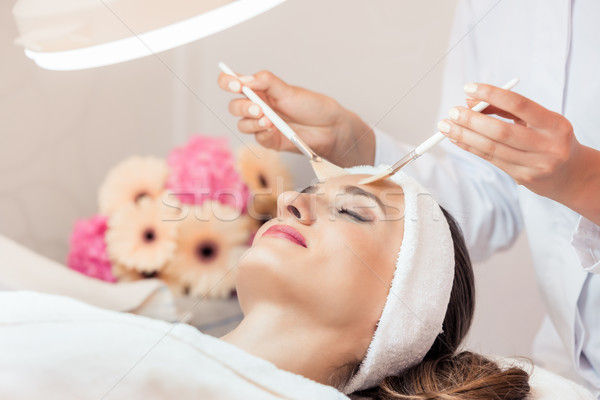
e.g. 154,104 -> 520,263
221,303 -> 356,386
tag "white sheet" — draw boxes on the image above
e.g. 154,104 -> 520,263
0,291 -> 347,400
0,235 -> 177,320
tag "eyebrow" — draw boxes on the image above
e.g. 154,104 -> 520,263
300,184 -> 385,211
300,184 -> 321,194
342,185 -> 385,211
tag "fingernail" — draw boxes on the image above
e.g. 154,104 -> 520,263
437,121 -> 451,133
464,83 -> 478,93
249,104 -> 260,116
448,107 -> 460,120
450,138 -> 458,143
258,117 -> 267,127
239,75 -> 255,83
228,80 -> 241,92
267,128 -> 274,133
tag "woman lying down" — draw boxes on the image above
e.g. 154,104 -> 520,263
0,166 -> 593,399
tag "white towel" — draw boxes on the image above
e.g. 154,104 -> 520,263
343,166 -> 455,393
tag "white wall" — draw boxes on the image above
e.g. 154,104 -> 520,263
0,0 -> 543,357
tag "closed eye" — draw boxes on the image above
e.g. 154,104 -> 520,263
337,207 -> 372,223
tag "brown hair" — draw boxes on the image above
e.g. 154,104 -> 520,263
351,208 -> 530,399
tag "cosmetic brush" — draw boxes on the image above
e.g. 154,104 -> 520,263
359,78 -> 520,185
219,62 -> 347,182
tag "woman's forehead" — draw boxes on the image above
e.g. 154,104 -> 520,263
323,174 -> 403,194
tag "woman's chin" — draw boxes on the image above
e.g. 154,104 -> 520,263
236,245 -> 302,301
237,245 -> 286,278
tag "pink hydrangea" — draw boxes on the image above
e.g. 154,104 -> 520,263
166,136 -> 250,211
66,215 -> 116,283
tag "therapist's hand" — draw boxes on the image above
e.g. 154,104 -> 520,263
438,83 -> 600,224
218,70 -> 375,167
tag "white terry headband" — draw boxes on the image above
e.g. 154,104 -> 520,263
342,165 -> 455,394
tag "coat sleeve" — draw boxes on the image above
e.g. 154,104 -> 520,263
571,217 -> 600,273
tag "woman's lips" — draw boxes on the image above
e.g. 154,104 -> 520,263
262,224 -> 307,248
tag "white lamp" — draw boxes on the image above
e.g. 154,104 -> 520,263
12,0 -> 286,71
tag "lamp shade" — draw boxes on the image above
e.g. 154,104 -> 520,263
12,0 -> 286,71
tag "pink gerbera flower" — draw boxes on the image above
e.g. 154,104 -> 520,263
66,214 -> 116,283
166,136 -> 249,212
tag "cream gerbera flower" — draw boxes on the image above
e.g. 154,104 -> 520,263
161,200 -> 253,299
106,194 -> 181,275
236,146 -> 293,221
99,155 -> 168,215
112,263 -> 148,282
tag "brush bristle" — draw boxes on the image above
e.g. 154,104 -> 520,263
310,158 -> 347,182
358,171 -> 391,185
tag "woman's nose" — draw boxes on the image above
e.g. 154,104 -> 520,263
277,191 -> 315,225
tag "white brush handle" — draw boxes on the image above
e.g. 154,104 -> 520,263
218,62 -> 317,160
414,78 -> 520,156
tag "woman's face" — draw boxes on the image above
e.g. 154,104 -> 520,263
236,174 -> 405,354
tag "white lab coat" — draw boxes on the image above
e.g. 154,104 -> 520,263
374,0 -> 600,396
